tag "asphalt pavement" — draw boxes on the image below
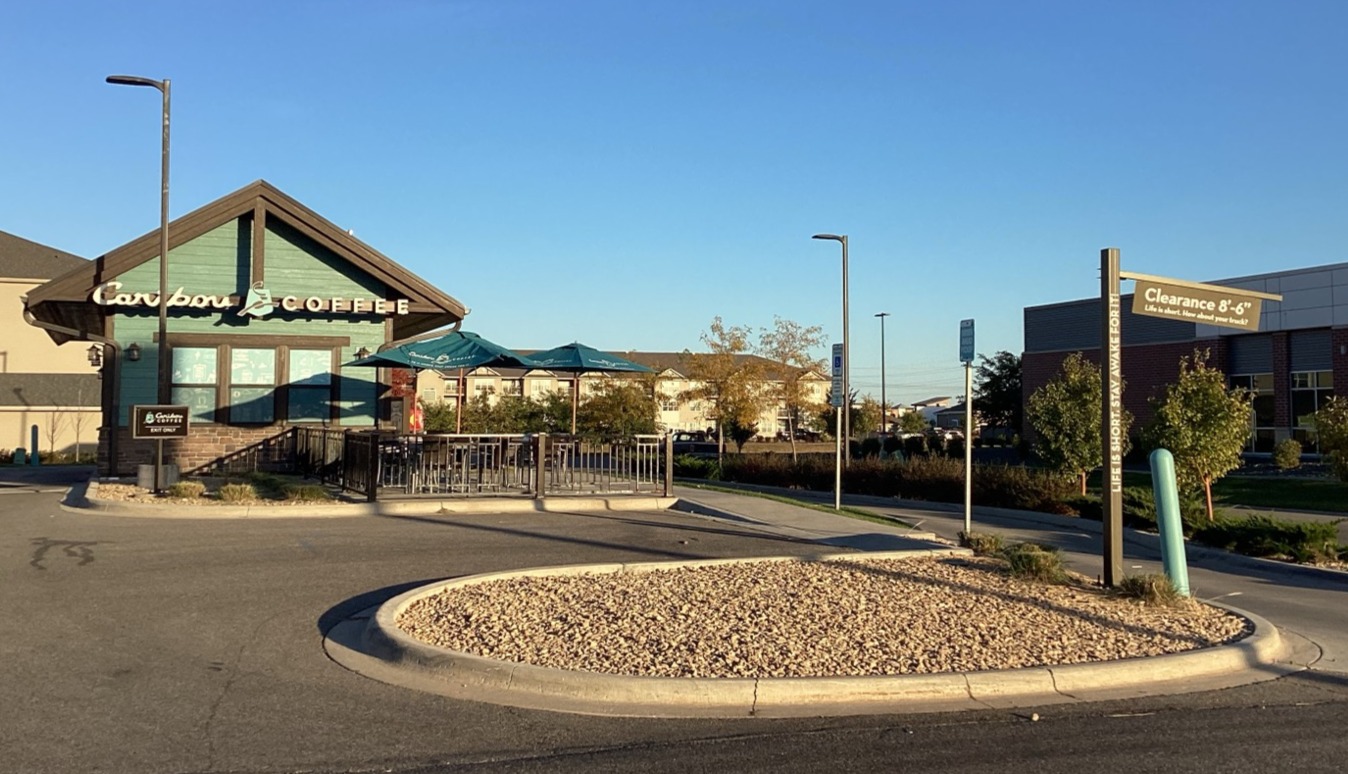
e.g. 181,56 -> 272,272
3,467 -> 1348,773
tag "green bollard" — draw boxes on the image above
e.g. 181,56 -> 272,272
30,424 -> 40,467
1148,448 -> 1190,597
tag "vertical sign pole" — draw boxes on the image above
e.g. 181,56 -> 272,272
963,361 -> 973,535
831,343 -> 844,510
959,319 -> 975,536
1101,248 -> 1124,587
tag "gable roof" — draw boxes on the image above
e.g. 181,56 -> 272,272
25,180 -> 467,342
0,231 -> 86,280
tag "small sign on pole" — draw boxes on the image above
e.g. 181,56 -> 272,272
830,343 -> 844,407
132,405 -> 191,439
959,319 -> 975,364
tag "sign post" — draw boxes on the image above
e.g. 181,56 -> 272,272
959,320 -> 975,536
831,343 -> 844,510
132,404 -> 190,493
1094,254 -> 1280,587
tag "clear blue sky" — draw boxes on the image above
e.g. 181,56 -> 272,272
4,1 -> 1346,405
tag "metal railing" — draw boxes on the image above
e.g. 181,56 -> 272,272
377,434 -> 534,496
545,434 -> 668,495
294,428 -> 672,500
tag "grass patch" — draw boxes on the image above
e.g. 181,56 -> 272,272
1086,469 -> 1348,514
283,483 -> 333,502
1001,542 -> 1067,583
1117,574 -> 1186,607
216,483 -> 257,503
959,531 -> 1004,556
679,482 -> 917,529
166,480 -> 206,499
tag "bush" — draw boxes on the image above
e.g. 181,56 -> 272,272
217,483 -> 257,503
903,435 -> 928,457
283,483 -> 332,502
244,470 -> 286,493
1273,438 -> 1303,471
882,435 -> 902,456
1068,487 -> 1206,534
974,465 -> 1077,512
1117,574 -> 1186,607
167,481 -> 206,498
960,531 -> 1004,556
1002,542 -> 1066,583
858,437 -> 882,458
947,437 -> 965,458
673,455 -> 720,480
1194,514 -> 1343,564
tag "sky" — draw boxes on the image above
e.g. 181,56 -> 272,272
4,1 -> 1347,406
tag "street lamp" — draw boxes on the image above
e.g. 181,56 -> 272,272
108,74 -> 171,492
812,234 -> 849,462
875,312 -> 889,433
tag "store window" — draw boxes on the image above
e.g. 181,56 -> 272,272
171,347 -> 218,423
501,378 -> 523,397
288,349 -> 332,422
1292,370 -> 1334,451
229,347 -> 276,424
1229,373 -> 1274,452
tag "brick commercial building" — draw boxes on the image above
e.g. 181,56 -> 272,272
1023,262 -> 1348,453
23,181 -> 467,476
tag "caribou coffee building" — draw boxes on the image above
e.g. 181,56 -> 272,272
23,180 -> 466,475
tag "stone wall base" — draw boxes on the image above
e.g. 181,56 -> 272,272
98,425 -> 298,478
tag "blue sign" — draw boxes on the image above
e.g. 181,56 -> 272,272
959,319 -> 975,364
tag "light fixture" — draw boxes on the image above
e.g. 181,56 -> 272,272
126,343 -> 142,362
356,346 -> 371,359
87,344 -> 102,367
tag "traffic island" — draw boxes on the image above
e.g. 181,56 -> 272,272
324,549 -> 1295,718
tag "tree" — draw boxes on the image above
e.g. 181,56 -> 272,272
973,351 -> 1022,434
898,410 -> 928,435
1310,396 -> 1348,481
854,396 -> 883,439
1027,352 -> 1132,494
682,317 -> 769,460
1147,349 -> 1253,521
757,316 -> 827,460
577,379 -> 659,442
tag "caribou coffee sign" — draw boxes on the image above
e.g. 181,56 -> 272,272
1131,279 -> 1261,332
90,281 -> 410,318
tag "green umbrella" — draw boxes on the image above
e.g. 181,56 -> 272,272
347,331 -> 538,432
525,342 -> 652,434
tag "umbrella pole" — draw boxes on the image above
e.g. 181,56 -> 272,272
571,377 -> 578,435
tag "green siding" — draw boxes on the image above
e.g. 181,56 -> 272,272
112,216 -> 386,426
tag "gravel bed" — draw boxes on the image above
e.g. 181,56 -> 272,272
94,482 -> 333,506
397,556 -> 1250,679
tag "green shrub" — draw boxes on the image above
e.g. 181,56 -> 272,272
947,437 -> 965,458
1273,438 -> 1303,471
243,470 -> 286,492
902,435 -> 928,457
882,435 -> 902,455
859,437 -> 882,458
217,483 -> 257,503
167,480 -> 206,498
673,455 -> 720,480
283,483 -> 332,502
1068,488 -> 1205,534
1002,542 -> 1067,583
1117,573 -> 1186,607
1194,514 -> 1343,564
974,464 -> 1077,512
960,531 -> 1004,556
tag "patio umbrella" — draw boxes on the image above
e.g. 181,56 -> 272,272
347,330 -> 538,432
524,342 -> 652,434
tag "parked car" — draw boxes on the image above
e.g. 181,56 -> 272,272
671,431 -> 719,459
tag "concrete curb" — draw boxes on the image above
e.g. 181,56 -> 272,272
67,478 -> 677,519
678,479 -> 1348,584
336,551 -> 1293,718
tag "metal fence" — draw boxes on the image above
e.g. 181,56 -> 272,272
292,429 -> 671,500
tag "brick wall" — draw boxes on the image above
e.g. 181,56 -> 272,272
98,425 -> 298,477
1272,332 -> 1291,428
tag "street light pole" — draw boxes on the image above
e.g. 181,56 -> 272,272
813,234 -> 849,464
875,312 -> 889,433
108,74 -> 171,492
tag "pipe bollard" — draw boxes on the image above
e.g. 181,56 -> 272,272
1149,448 -> 1190,597
30,424 -> 40,467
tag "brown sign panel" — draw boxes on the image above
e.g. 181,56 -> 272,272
132,405 -> 191,439
1131,280 -> 1262,332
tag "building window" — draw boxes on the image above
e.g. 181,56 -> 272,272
1230,373 -> 1274,453
660,396 -> 678,412
420,388 -> 438,404
228,347 -> 276,424
474,382 -> 493,398
287,349 -> 332,423
1291,370 -> 1334,451
501,379 -> 523,397
171,346 -> 218,423
442,379 -> 460,397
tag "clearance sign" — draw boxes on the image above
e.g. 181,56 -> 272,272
1131,278 -> 1263,332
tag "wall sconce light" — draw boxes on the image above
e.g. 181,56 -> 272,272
87,344 -> 102,368
355,346 -> 371,359
126,342 -> 142,362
